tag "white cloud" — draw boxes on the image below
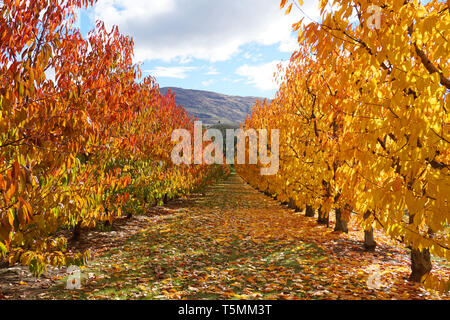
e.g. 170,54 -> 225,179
93,0 -> 320,63
243,52 -> 252,60
236,60 -> 288,91
204,66 -> 219,76
223,77 -> 244,83
145,66 -> 196,79
179,56 -> 193,64
201,79 -> 215,87
278,35 -> 300,53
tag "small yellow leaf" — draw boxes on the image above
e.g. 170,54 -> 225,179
285,3 -> 293,15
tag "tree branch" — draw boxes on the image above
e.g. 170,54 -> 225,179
413,43 -> 450,90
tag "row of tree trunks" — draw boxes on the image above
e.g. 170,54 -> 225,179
305,205 -> 347,233
288,198 -> 302,212
70,192 -> 176,241
205,182 -> 432,285
302,207 -> 432,282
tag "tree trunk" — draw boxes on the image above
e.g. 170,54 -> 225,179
409,248 -> 432,282
363,211 -> 377,251
334,208 -> 348,233
288,198 -> 295,208
407,211 -> 433,282
288,198 -> 300,212
364,228 -> 377,251
305,205 -> 315,217
317,207 -> 329,227
0,259 -> 9,269
71,221 -> 82,242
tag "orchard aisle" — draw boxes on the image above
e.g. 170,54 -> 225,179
7,173 -> 449,300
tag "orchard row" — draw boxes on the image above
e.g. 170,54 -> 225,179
0,0 -> 229,275
236,0 -> 449,292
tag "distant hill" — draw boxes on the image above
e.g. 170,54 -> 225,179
160,87 -> 268,126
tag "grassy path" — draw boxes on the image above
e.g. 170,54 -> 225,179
31,173 -> 449,299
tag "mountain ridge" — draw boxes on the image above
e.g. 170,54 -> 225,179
160,87 -> 268,126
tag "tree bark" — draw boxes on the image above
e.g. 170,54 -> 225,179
334,208 -> 348,233
288,198 -> 300,212
71,221 -> 82,242
409,248 -> 432,282
102,208 -> 112,227
305,205 -> 315,217
363,211 -> 377,251
0,259 -> 9,269
407,210 -> 433,282
413,42 -> 450,90
317,207 -> 329,227
288,198 -> 295,208
364,228 -> 377,251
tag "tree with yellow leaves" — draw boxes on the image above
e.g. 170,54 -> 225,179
238,0 -> 449,291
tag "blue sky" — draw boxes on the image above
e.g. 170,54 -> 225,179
77,0 -> 321,99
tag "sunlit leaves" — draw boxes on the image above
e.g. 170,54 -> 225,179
0,0 -> 228,275
236,0 -> 449,293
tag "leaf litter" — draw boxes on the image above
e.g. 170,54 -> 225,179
1,173 -> 448,300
